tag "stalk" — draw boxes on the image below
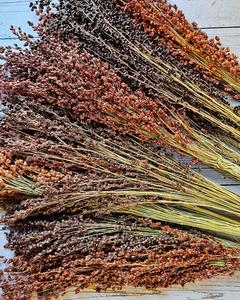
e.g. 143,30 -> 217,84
29,0 -> 240,130
2,104 -> 240,241
117,0 -> 240,96
2,216 -> 240,299
2,34 -> 240,182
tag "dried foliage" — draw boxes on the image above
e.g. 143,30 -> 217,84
1,103 -> 240,239
27,0 -> 240,130
2,216 -> 240,300
1,1 -> 240,299
1,33 -> 240,181
32,0 -> 240,96
1,103 -> 240,298
115,0 -> 240,96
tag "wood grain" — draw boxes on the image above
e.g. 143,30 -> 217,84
173,0 -> 240,28
204,28 -> 240,60
0,1 -> 38,39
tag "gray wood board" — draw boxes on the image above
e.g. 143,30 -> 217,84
0,1 -> 38,39
173,0 -> 240,28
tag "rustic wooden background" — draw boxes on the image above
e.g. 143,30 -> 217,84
1,0 -> 240,299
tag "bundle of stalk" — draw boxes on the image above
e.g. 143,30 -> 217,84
25,0 -> 240,137
114,0 -> 240,97
1,104 -> 240,298
1,57 -> 240,299
2,103 -> 240,243
1,4 -> 240,299
2,33 -> 240,182
2,215 -> 240,300
32,0 -> 240,97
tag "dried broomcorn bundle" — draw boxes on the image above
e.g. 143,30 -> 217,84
1,103 -> 240,241
1,215 -> 240,300
1,34 -> 240,181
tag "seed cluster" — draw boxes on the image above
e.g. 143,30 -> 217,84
0,36 -> 185,149
1,1 -> 240,299
2,103 -> 240,240
116,0 -> 240,96
0,102 -> 240,298
32,0 -> 240,96
2,33 -> 240,182
2,215 -> 240,300
28,0 -> 240,122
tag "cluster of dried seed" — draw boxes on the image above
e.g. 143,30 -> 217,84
1,1 -> 240,299
116,0 -> 240,95
32,0 -> 240,96
0,34 -> 189,151
1,215 -> 240,300
28,0 -> 239,118
3,32 -> 240,184
0,103 -> 205,221
1,103 -> 240,237
4,1 -> 240,159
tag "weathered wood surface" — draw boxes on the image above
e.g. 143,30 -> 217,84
1,0 -> 240,299
0,0 -> 38,38
174,0 -> 240,29
204,28 -> 240,61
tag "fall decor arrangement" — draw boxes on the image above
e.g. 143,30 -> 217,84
1,0 -> 240,299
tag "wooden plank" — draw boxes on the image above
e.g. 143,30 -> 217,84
170,0 -> 240,28
204,27 -> 240,61
195,169 -> 240,187
0,13 -> 37,39
0,0 -> 38,65
34,274 -> 240,300
0,1 -> 38,39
